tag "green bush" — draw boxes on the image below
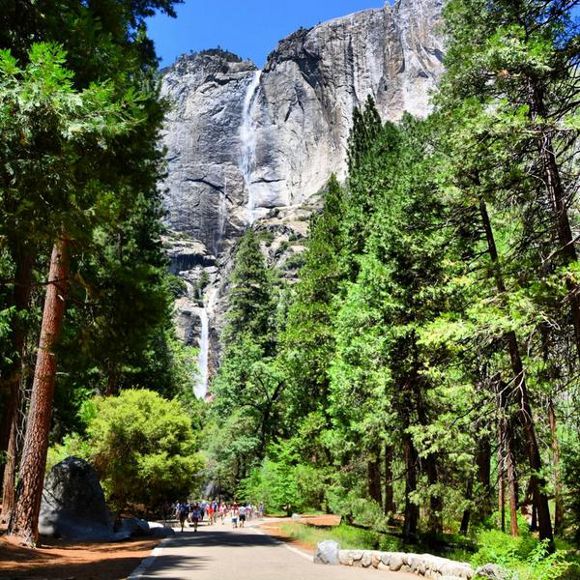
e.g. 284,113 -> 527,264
472,528 -> 572,580
240,457 -> 299,514
49,389 -> 204,513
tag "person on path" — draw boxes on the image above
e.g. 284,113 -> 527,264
190,502 -> 202,532
176,501 -> 189,533
231,503 -> 239,528
207,502 -> 215,525
239,504 -> 246,528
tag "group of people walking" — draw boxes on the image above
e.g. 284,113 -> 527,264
173,500 -> 264,532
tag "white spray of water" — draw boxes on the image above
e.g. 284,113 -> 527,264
239,70 -> 262,224
194,306 -> 209,399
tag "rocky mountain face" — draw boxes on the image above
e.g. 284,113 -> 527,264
161,0 -> 444,397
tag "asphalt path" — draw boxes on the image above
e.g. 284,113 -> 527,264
129,520 -> 418,580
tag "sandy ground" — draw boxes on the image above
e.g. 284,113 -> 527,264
0,534 -> 160,579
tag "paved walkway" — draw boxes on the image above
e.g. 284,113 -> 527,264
129,520 -> 417,580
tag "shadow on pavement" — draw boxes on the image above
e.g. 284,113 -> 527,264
168,526 -> 278,549
137,526 -> 284,578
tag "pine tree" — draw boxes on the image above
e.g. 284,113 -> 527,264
211,230 -> 280,480
281,175 -> 345,421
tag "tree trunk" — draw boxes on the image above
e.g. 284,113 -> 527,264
498,442 -> 506,533
384,443 -> 395,515
476,434 -> 492,519
479,199 -> 554,548
402,431 -> 419,539
367,443 -> 382,506
548,399 -> 564,534
504,415 -> 520,537
9,239 -> 69,546
1,381 -> 24,524
425,454 -> 442,535
530,85 -> 580,361
460,477 -> 473,535
0,248 -> 34,475
497,378 -> 520,537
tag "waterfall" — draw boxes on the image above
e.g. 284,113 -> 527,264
194,306 -> 209,399
239,70 -> 262,225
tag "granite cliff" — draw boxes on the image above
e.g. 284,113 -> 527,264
160,0 -> 444,397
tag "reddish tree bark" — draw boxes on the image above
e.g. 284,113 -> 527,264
498,443 -> 506,533
479,199 -> 553,547
0,248 -> 34,471
530,85 -> 580,361
504,417 -> 520,537
9,239 -> 69,546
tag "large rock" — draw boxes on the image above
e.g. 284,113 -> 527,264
39,457 -> 114,541
161,0 -> 443,253
315,540 -> 341,565
161,0 -> 444,384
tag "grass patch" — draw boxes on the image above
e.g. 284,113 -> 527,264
277,522 -> 402,552
270,519 -> 580,580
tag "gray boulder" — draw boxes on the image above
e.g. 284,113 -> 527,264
149,525 -> 176,539
115,517 -> 151,538
39,456 -> 114,541
315,541 -> 341,565
475,564 -> 512,580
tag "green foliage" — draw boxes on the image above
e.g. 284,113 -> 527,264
200,5 -> 580,571
207,228 -> 283,490
278,521 -> 403,552
51,390 -> 204,513
0,0 -> 190,446
561,427 -> 580,540
472,529 -> 572,580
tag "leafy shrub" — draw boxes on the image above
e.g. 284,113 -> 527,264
472,528 -> 572,580
49,389 -> 204,513
240,458 -> 299,514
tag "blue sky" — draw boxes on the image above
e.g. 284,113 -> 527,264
147,0 -> 388,68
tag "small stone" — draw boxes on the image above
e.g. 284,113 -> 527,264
474,564 -> 511,580
339,551 -> 353,566
381,553 -> 392,566
389,555 -> 403,571
371,552 -> 382,568
412,558 -> 426,576
361,552 -> 372,568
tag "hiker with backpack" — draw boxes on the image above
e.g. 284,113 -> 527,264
175,501 -> 189,532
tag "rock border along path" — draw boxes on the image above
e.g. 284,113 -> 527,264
315,542 -> 483,580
